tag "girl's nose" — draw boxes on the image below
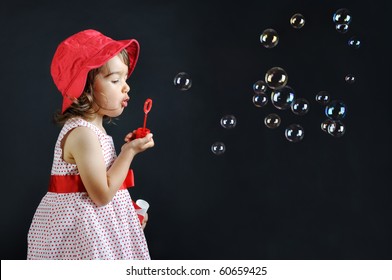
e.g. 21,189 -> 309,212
123,82 -> 130,94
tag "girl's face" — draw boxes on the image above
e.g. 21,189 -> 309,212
92,55 -> 130,117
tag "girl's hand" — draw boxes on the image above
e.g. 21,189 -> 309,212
141,212 -> 148,230
121,132 -> 154,156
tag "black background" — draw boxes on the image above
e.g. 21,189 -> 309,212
1,0 -> 391,260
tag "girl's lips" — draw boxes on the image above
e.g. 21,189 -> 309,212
122,100 -> 128,107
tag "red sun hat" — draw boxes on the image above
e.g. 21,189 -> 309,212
51,29 -> 140,113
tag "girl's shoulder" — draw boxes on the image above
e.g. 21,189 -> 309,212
61,118 -> 109,138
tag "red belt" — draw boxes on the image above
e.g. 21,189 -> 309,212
48,169 -> 135,193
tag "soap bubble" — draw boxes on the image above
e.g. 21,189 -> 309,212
321,119 -> 334,133
315,91 -> 330,105
173,72 -> 192,90
211,142 -> 226,155
253,93 -> 268,107
290,13 -> 305,29
333,8 -> 352,25
348,36 -> 361,49
285,124 -> 305,142
265,67 -> 288,89
325,100 -> 347,120
253,80 -> 268,94
260,28 -> 279,48
220,115 -> 237,129
335,24 -> 349,33
327,121 -> 346,137
271,86 -> 295,110
345,74 -> 355,84
291,98 -> 310,115
264,113 -> 281,129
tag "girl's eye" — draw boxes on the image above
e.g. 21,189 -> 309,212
112,80 -> 120,84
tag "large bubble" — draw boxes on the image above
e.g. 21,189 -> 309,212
285,124 -> 305,142
173,72 -> 192,90
271,86 -> 295,110
260,28 -> 279,48
265,67 -> 288,89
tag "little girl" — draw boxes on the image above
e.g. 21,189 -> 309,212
27,29 -> 154,260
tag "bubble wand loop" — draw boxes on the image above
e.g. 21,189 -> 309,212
133,98 -> 153,139
142,99 -> 152,133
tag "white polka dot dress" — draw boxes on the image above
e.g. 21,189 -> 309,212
27,118 -> 150,260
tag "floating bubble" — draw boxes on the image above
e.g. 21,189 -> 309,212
173,72 -> 192,90
315,91 -> 330,105
290,13 -> 305,29
220,115 -> 237,129
264,113 -> 281,129
345,74 -> 355,84
253,80 -> 268,94
252,93 -> 268,107
211,142 -> 226,155
327,121 -> 346,137
335,24 -> 349,33
285,124 -> 305,142
271,86 -> 295,110
260,28 -> 279,48
348,36 -> 361,49
333,8 -> 352,25
265,67 -> 288,89
325,100 -> 347,120
321,119 -> 334,133
291,98 -> 310,115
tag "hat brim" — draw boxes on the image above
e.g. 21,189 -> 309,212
62,39 -> 140,113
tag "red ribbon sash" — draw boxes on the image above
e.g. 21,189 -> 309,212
48,169 -> 134,193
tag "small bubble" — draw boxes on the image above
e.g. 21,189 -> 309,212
348,36 -> 361,49
220,115 -> 237,129
345,74 -> 356,84
291,98 -> 310,115
327,121 -> 346,137
333,8 -> 352,25
253,93 -> 269,108
173,72 -> 192,90
325,100 -> 347,120
290,13 -> 305,29
265,67 -> 288,89
321,119 -> 334,133
260,28 -> 279,48
253,80 -> 268,94
335,24 -> 349,34
315,91 -> 330,105
264,113 -> 281,129
211,142 -> 226,155
285,124 -> 305,143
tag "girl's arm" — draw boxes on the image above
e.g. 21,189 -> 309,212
64,127 -> 154,206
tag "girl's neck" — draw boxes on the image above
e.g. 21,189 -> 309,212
84,114 -> 106,134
